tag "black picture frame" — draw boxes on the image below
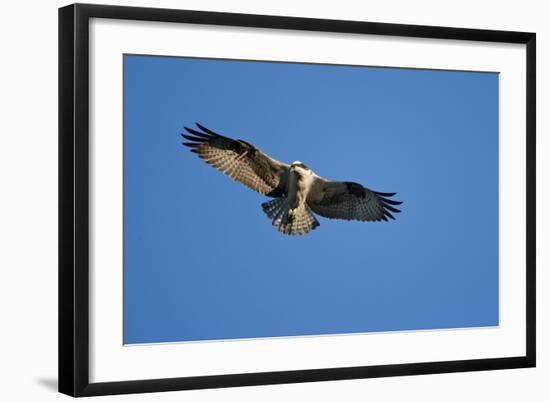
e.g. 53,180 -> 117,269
59,3 -> 536,397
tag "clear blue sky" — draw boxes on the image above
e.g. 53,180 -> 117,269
123,54 -> 499,344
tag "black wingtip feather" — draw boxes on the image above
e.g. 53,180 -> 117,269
184,127 -> 214,140
380,198 -> 403,206
183,126 -> 199,136
370,190 -> 402,220
383,204 -> 401,213
181,133 -> 207,142
383,210 -> 396,220
195,123 -> 221,137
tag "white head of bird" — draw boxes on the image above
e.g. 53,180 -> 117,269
291,161 -> 309,170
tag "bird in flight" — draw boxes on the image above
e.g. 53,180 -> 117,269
182,123 -> 402,236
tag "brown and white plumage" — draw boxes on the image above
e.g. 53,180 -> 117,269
308,181 -> 402,222
182,123 -> 288,197
182,123 -> 402,235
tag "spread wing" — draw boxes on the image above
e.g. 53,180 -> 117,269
182,123 -> 289,197
308,179 -> 402,222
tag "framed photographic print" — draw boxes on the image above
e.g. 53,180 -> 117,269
58,3 -> 536,397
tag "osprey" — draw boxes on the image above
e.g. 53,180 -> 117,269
182,123 -> 402,236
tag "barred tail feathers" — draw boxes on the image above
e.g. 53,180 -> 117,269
261,198 -> 285,220
261,199 -> 319,235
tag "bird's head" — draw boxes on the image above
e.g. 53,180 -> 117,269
291,161 -> 311,174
